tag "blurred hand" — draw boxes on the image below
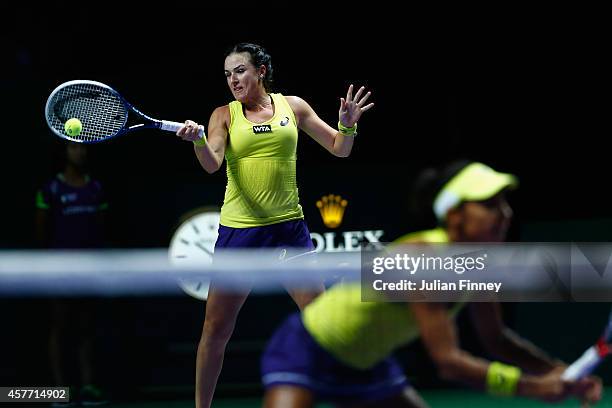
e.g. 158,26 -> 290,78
176,120 -> 203,142
534,369 -> 570,403
546,365 -> 602,406
339,84 -> 374,128
570,375 -> 603,407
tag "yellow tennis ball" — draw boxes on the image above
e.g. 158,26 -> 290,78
64,118 -> 83,136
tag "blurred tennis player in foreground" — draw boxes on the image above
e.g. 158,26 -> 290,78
260,161 -> 602,407
175,43 -> 374,408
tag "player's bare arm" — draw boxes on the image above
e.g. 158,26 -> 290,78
411,302 -> 571,402
286,85 -> 373,158
468,303 -> 563,373
177,106 -> 229,174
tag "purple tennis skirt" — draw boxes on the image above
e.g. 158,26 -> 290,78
261,313 -> 409,404
212,219 -> 316,291
215,219 -> 315,251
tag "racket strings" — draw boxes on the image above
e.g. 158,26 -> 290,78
47,83 -> 128,142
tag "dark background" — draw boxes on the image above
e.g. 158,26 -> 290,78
1,3 -> 610,401
2,5 -> 609,248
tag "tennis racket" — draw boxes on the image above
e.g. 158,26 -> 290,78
562,307 -> 612,381
45,80 -> 204,143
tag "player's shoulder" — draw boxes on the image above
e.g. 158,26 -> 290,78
209,105 -> 231,128
212,105 -> 231,119
215,104 -> 231,112
284,95 -> 305,107
283,96 -> 310,116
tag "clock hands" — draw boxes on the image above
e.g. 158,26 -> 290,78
195,241 -> 213,256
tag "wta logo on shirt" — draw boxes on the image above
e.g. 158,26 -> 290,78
252,124 -> 272,134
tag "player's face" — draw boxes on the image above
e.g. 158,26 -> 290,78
66,143 -> 87,168
224,52 -> 264,102
457,193 -> 513,242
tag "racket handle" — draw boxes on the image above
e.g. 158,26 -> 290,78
562,346 -> 602,381
160,121 -> 205,138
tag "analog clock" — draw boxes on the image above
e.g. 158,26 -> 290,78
168,207 -> 220,300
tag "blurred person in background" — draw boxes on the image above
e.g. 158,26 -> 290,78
36,142 -> 109,406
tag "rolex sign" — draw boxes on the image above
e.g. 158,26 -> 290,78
310,194 -> 384,253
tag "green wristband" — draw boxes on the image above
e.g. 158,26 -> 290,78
338,121 -> 357,136
193,133 -> 208,147
486,362 -> 521,397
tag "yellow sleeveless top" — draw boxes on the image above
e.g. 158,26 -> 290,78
220,93 -> 304,228
303,228 -> 464,370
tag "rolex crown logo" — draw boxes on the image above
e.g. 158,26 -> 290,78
316,194 -> 348,229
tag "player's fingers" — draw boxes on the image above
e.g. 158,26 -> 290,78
187,121 -> 197,134
587,380 -> 603,402
574,378 -> 602,404
178,120 -> 195,137
188,121 -> 201,139
346,84 -> 353,102
356,91 -> 372,107
360,102 -> 375,112
353,86 -> 365,102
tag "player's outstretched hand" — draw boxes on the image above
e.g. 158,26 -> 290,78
339,84 -> 374,128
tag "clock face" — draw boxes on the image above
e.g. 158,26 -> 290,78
169,209 -> 220,300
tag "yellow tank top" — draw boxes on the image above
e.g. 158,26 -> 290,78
220,93 -> 304,227
303,228 -> 463,370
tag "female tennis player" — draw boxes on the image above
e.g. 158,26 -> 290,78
176,43 -> 374,408
260,161 -> 602,407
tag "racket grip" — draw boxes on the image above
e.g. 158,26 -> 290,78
161,121 -> 205,138
562,346 -> 601,381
